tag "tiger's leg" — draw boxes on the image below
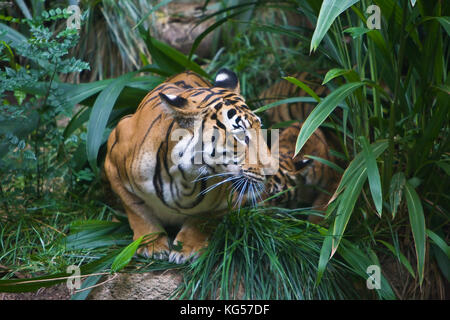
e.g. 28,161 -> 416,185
105,162 -> 169,258
169,216 -> 219,264
124,203 -> 170,259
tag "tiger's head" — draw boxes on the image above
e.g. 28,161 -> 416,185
159,69 -> 277,207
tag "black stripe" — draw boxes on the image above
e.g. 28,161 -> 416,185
140,114 -> 162,149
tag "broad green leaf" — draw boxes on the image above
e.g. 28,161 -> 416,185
294,82 -> 365,156
0,251 -> 118,293
322,68 -> 351,85
331,167 -> 367,257
426,229 -> 449,259
343,26 -> 370,39
378,240 -> 415,278
63,106 -> 90,140
140,28 -> 209,79
404,182 -> 426,285
86,72 -> 137,173
331,140 -> 388,202
337,240 -> 396,300
283,76 -> 321,102
360,136 -> 383,217
0,23 -> 27,48
389,172 -> 406,219
316,226 -> 333,285
253,97 -> 317,114
310,0 -> 361,52
435,17 -> 450,36
111,236 -> 144,273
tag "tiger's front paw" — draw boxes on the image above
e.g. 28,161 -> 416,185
137,234 -> 170,260
168,237 -> 208,264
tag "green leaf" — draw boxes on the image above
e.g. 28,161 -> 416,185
253,97 -> 317,114
322,68 -> 351,85
360,136 -> 383,217
282,76 -> 321,102
304,155 -> 344,174
316,226 -> 333,285
132,0 -> 172,30
435,17 -> 450,36
0,251 -> 119,293
343,26 -> 370,39
378,240 -> 415,278
389,172 -> 406,219
140,28 -> 209,79
86,72 -> 137,173
310,0 -> 361,52
331,167 -> 367,257
111,236 -> 144,273
331,140 -> 388,201
294,82 -> 365,156
0,23 -> 27,48
426,229 -> 449,259
404,182 -> 426,285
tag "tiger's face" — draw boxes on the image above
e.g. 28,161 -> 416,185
160,69 -> 276,206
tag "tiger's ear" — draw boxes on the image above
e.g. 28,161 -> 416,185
213,68 -> 240,94
159,92 -> 187,109
159,92 -> 200,128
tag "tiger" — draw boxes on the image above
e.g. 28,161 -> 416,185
261,72 -> 342,223
104,69 -> 275,264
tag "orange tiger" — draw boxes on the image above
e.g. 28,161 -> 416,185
105,69 -> 274,264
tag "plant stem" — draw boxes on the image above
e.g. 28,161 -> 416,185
385,0 -> 408,190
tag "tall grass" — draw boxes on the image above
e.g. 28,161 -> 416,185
288,0 -> 449,293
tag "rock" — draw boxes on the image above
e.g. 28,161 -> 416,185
88,270 -> 183,300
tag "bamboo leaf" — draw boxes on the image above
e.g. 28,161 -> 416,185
360,136 -> 383,217
86,72 -> 137,173
294,82 -> 365,156
389,172 -> 406,219
253,97 -> 317,114
316,226 -> 333,285
330,140 -> 388,203
426,229 -> 449,259
282,76 -> 321,102
304,155 -> 344,173
404,182 -> 426,285
331,167 -> 367,257
310,0 -> 361,52
111,236 -> 144,273
322,68 -> 351,85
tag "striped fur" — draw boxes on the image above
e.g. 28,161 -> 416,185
261,72 -> 328,123
105,69 -> 272,263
